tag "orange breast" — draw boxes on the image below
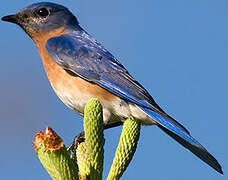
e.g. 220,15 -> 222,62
33,31 -> 119,114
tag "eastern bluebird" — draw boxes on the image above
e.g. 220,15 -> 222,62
2,2 -> 223,174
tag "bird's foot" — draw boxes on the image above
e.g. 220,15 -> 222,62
67,121 -> 123,155
67,131 -> 85,155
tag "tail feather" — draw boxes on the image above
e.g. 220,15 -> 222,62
140,106 -> 223,174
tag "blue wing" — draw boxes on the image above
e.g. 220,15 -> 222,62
46,32 -> 222,174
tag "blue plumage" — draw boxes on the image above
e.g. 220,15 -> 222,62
140,106 -> 222,173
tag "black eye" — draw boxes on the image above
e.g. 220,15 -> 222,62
36,8 -> 49,18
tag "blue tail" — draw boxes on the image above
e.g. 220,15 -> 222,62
140,106 -> 223,174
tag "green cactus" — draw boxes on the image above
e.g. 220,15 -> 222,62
107,118 -> 140,180
76,142 -> 91,180
33,98 -> 141,180
33,127 -> 79,180
83,98 -> 105,180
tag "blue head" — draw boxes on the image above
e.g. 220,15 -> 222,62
2,2 -> 79,38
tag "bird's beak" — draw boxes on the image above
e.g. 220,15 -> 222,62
1,14 -> 17,24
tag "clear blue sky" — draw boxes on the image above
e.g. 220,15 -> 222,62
0,0 -> 227,179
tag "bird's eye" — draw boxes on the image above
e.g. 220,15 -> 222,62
36,8 -> 50,18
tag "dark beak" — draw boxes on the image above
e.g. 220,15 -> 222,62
1,14 -> 17,24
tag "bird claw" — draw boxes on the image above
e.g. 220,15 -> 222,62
67,131 -> 85,155
67,121 -> 123,155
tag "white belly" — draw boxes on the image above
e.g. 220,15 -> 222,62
55,87 -> 156,125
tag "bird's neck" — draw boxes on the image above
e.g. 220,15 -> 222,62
32,27 -> 66,46
32,25 -> 83,49
32,26 -> 83,82
32,27 -> 68,78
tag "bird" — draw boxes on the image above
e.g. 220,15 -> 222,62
2,2 -> 223,174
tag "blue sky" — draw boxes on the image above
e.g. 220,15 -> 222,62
0,0 -> 227,179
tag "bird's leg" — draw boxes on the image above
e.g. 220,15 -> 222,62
67,131 -> 85,154
67,121 -> 123,154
